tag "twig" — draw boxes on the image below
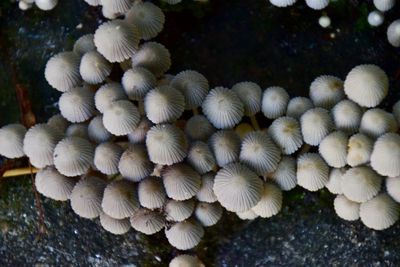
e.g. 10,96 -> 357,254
29,163 -> 47,237
2,166 -> 38,178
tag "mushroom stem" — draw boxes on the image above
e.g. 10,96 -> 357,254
2,167 -> 39,178
192,108 -> 199,115
250,115 -> 260,130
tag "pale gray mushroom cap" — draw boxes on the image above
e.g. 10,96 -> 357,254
130,208 -> 165,235
0,124 -> 26,159
94,142 -> 123,175
389,20 -> 400,47
196,172 -> 217,203
296,153 -> 329,191
99,212 -> 131,235
35,0 -> 58,10
331,99 -> 362,134
360,108 -> 398,139
35,166 -> 76,201
73,34 -> 96,55
47,114 -> 69,135
318,131 -> 348,168
261,86 -> 289,119
300,107 -> 333,146
268,116 -> 303,155
231,81 -> 262,116
309,75 -> 344,109
393,100 -> 400,124
268,156 -> 297,191
236,209 -> 259,220
194,202 -> 223,227
333,194 -> 360,221
138,176 -> 166,209
131,42 -> 171,77
118,144 -> 154,182
94,83 -> 127,113
102,5 -> 119,20
213,163 -> 263,212
122,67 -> 157,101
127,117 -> 153,144
346,133 -> 373,167
252,182 -> 282,218
209,130 -> 241,167
66,123 -> 89,139
87,115 -> 112,143
165,219 -> 204,250
386,177 -> 400,203
305,0 -> 329,9
184,115 -> 215,142
79,51 -> 112,84
360,193 -> 399,230
325,168 -> 347,195
187,141 -> 216,175
59,86 -> 95,123
286,96 -> 313,119
165,199 -> 195,222
269,0 -> 297,7
374,0 -> 396,12
103,100 -> 140,136
169,254 -> 203,267
101,0 -> 132,15
370,133 -> 400,177
368,11 -> 384,27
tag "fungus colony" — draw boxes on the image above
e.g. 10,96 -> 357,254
2,0 -> 400,265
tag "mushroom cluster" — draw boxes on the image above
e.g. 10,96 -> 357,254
17,0 -> 58,11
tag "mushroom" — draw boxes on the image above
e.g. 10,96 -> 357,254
59,87 -> 95,123
187,141 -> 216,175
309,75 -> 344,109
122,67 -> 157,101
196,172 -> 218,203
305,0 -> 329,10
268,156 -> 297,191
251,182 -> 282,218
0,124 -> 26,159
102,100 -> 140,136
194,202 -> 223,227
231,82 -> 262,128
370,133 -> 400,177
185,115 -> 215,142
165,219 -> 204,250
35,166 -> 76,201
209,130 -> 241,167
333,194 -> 360,221
131,42 -> 171,77
360,193 -> 399,230
296,153 -> 329,191
268,116 -> 303,155
261,86 -> 289,119
73,34 -> 95,56
300,107 -> 333,146
87,115 -> 112,144
325,168 -> 347,195
94,83 -> 127,113
331,99 -> 362,134
359,108 -> 398,138
368,11 -> 384,27
346,133 -> 373,167
138,176 -> 166,209
99,213 -> 131,235
318,131 -> 348,168
169,255 -> 203,267
286,96 -> 313,119
94,142 -> 123,175
130,208 -> 165,235
79,51 -> 112,84
127,117 -> 153,144
165,199 -> 195,222
373,0 -> 396,12
66,123 -> 89,139
118,144 -> 154,182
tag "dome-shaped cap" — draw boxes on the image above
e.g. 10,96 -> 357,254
388,20 -> 400,47
346,133 -> 373,167
53,136 -> 94,177
131,42 -> 171,77
331,99 -> 362,134
127,117 -> 152,144
209,130 -> 241,167
368,11 -> 384,27
59,87 -> 95,123
305,0 -> 329,9
47,114 -> 69,135
94,142 -> 123,175
0,124 -> 26,158
99,212 -> 130,235
309,75 -> 344,109
169,255 -> 203,267
231,81 -> 262,116
130,208 -> 165,235
138,176 -> 166,209
261,86 -> 289,119
268,156 -> 297,191
95,83 -> 126,113
370,133 -> 400,177
165,219 -> 204,250
35,166 -> 76,201
360,108 -> 398,139
202,87 -> 244,129
360,193 -> 399,230
268,116 -> 303,155
392,100 -> 400,124
252,182 -> 282,218
184,115 -> 215,141
374,0 -> 396,12
344,64 -> 388,108
195,202 -> 223,227
296,153 -> 329,191
101,0 -> 132,15
318,131 -> 348,168
73,34 -> 95,55
269,0 -> 297,7
165,199 -> 195,222
196,172 -> 217,203
79,51 -> 112,84
286,97 -> 313,119
122,67 -> 157,101
187,141 -> 216,175
87,115 -> 112,143
214,163 -> 263,212
300,107 -> 333,146
44,51 -> 81,92
101,5 -> 119,20
103,100 -> 140,136
65,123 -> 88,139
35,0 -> 58,10
325,168 -> 347,195
118,144 -> 154,182
386,177 -> 400,203
236,209 -> 258,220
334,194 -> 360,221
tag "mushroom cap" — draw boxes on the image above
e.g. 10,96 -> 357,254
318,131 -> 348,168
202,87 -> 244,129
103,100 -> 140,136
305,0 -> 329,9
73,34 -> 96,56
101,0 -> 132,15
101,5 -> 119,20
261,86 -> 289,119
269,0 -> 297,7
146,124 -> 188,165
118,144 -> 154,182
309,75 -> 344,109
195,202 -> 223,227
19,1 -> 32,11
346,133 -> 373,167
209,130 -> 241,167
70,176 -> 106,219
65,124 -> 89,139
360,108 -> 398,139
341,167 -> 382,203
165,219 -> 204,250
213,163 -> 263,212
162,163 -> 201,201
196,172 -> 217,203
331,99 -> 362,134
99,213 -> 131,235
94,142 -> 123,175
130,208 -> 165,235
388,20 -> 400,47
122,67 -> 157,101
252,182 -> 282,218
138,176 -> 166,209
127,117 -> 153,144
184,115 -> 215,142
53,136 -> 94,177
94,20 -> 139,63
268,156 -> 297,191
344,64 -> 388,108
35,0 -> 58,11
333,194 -> 360,221
169,255 -> 203,267
94,82 -> 127,113
0,124 -> 26,158
131,42 -> 171,77
47,114 -> 69,135
300,107 -> 333,146
296,153 -> 329,191
373,0 -> 395,12
386,177 -> 400,203
231,81 -> 262,116
325,168 -> 347,194
87,115 -> 112,143
44,51 -> 81,92
35,166 -> 76,201
187,141 -> 216,175
370,133 -> 400,177
59,87 -> 95,123
367,11 -> 384,27
360,193 -> 399,230
286,97 -> 313,119
161,0 -> 182,4
239,131 -> 281,175
170,70 -> 210,110
165,199 -> 195,222
125,1 -> 165,40
144,85 -> 185,124
24,124 -> 62,168
268,116 -> 303,155
236,209 -> 259,220
79,51 -> 112,84
393,100 -> 400,124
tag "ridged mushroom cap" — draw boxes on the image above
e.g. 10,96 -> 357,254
99,213 -> 130,235
386,177 -> 400,203
184,115 -> 215,141
35,0 -> 58,11
374,0 -> 396,12
360,108 -> 398,139
213,163 -> 263,212
101,0 -> 132,15
169,255 -> 203,267
195,202 -> 223,227
138,176 -> 166,209
261,86 -> 289,119
103,100 -> 140,136
300,107 -> 333,146
94,20 -> 139,63
371,133 -> 400,177
87,115 -> 112,143
305,0 -> 329,9
388,20 -> 400,47
73,34 -> 95,56
209,130 -> 241,167
296,153 -> 329,191
231,81 -> 262,116
286,97 -> 313,119
239,131 -> 281,175
131,42 -> 171,77
368,11 -> 384,27
66,124 -> 88,139
331,99 -> 362,134
0,124 -> 26,158
127,117 -> 152,144
79,51 -> 112,84
269,0 -> 297,7
70,176 -> 106,219
35,166 -> 76,201
236,209 -> 259,220
47,114 -> 69,135
146,124 -> 187,165
341,167 -> 382,203
318,131 -> 348,168
360,193 -> 399,230
268,156 -> 297,191
94,82 -> 126,113
165,219 -> 204,250
59,87 -> 95,123
252,182 -> 282,218
165,199 -> 195,222
130,208 -> 165,235
344,64 -> 388,108
122,67 -> 157,101
118,144 -> 154,182
94,142 -> 123,175
325,168 -> 347,195
202,87 -> 244,129
53,137 -> 94,177
101,5 -> 119,20
268,116 -> 303,155
162,163 -> 201,201
187,141 -> 216,175
334,194 -> 360,221
346,133 -> 373,167
196,172 -> 217,203
44,51 -> 81,92
309,75 -> 344,109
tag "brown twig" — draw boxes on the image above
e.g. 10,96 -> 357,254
29,163 -> 47,237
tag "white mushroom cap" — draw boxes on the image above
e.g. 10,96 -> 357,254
169,255 -> 203,267
325,168 -> 347,194
122,67 -> 157,101
165,219 -> 204,250
389,20 -> 400,47
87,115 -> 112,143
344,64 -> 388,108
309,75 -> 344,109
118,144 -> 154,182
318,15 -> 331,28
300,107 -> 333,146
0,124 -> 26,158
162,163 -> 201,201
371,133 -> 400,177
268,116 -> 303,155
386,177 -> 400,203
202,87 -> 244,129
79,51 -> 112,84
146,124 -> 188,165
94,83 -> 127,113
144,85 -> 185,124
59,87 -> 95,123
165,199 -> 195,222
239,131 -> 281,175
360,108 -> 398,139
261,86 -> 289,119
286,96 -> 313,119
360,193 -> 399,230
103,100 -> 140,136
331,99 -> 362,134
47,114 -> 69,135
269,0 -> 297,7
209,130 -> 241,167
66,124 -> 89,139
187,141 -> 216,175
44,51 -> 81,92
24,124 -> 62,168
35,166 -> 76,201
392,100 -> 400,124
35,0 -> 58,10
184,115 -> 215,141
346,133 -> 373,167
127,117 -> 152,144
102,5 -> 119,20
195,202 -> 223,227
268,156 -> 297,191
70,176 -> 106,219
373,0 -> 396,12
341,167 -> 382,203
53,137 -> 94,177
131,42 -> 171,77
318,131 -> 348,168
138,176 -> 166,209
99,213 -> 130,235
296,153 -> 329,191
196,172 -> 217,203
368,11 -> 384,27
94,142 -> 123,175
73,34 -> 95,56
252,182 -> 282,218
170,70 -> 210,110
101,0 -> 132,15
130,208 -> 165,235
213,163 -> 263,212
305,0 -> 329,9
125,1 -> 165,40
94,20 -> 140,63
19,1 -> 32,11
231,81 -> 262,116
333,194 -> 360,221
236,209 -> 258,220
